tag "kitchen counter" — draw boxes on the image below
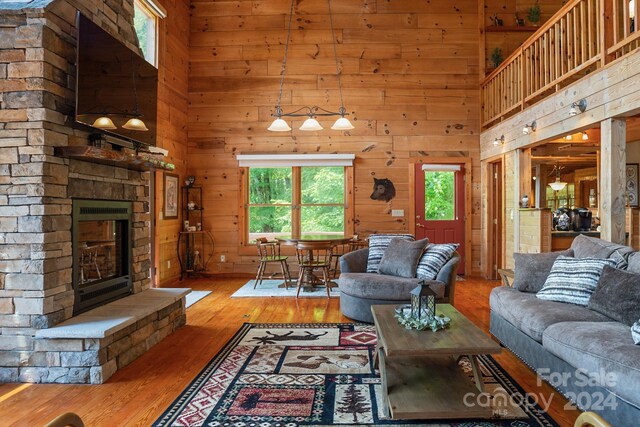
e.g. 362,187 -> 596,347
551,230 -> 600,237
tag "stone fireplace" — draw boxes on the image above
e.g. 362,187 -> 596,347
0,1 -> 187,384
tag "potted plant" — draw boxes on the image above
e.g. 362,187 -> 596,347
527,1 -> 541,25
491,47 -> 504,69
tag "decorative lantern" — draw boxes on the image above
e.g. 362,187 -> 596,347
410,282 -> 436,322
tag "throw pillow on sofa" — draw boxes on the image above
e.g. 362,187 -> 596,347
513,249 -> 574,293
366,233 -> 415,273
378,238 -> 429,278
632,320 -> 640,345
536,256 -> 616,306
588,265 -> 640,326
416,243 -> 459,280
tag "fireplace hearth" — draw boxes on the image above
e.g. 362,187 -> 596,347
72,199 -> 133,314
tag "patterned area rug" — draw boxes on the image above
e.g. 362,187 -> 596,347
231,280 -> 340,298
153,323 -> 558,427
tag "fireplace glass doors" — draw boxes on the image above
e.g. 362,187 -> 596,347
72,200 -> 133,314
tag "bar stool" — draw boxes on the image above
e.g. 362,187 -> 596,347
295,241 -> 333,298
255,238 -> 292,288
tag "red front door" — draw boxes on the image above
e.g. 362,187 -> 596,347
415,163 -> 465,274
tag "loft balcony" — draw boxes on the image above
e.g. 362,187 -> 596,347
481,0 -> 640,129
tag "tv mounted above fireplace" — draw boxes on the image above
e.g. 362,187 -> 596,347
75,13 -> 158,147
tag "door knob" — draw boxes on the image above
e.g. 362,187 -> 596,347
416,223 -> 424,228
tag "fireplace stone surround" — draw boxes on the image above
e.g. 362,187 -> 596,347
0,1 -> 188,384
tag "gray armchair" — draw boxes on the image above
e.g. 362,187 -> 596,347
338,248 -> 460,323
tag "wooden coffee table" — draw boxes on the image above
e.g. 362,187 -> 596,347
371,304 -> 502,420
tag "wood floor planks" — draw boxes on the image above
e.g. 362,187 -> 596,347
0,277 -> 578,426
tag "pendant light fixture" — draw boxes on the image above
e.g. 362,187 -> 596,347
549,164 -> 567,191
267,0 -> 354,132
122,52 -> 148,131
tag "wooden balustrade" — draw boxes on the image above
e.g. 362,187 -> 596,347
481,0 -> 639,129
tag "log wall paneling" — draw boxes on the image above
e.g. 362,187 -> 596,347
600,118 -> 627,244
504,152 -> 517,269
155,0 -> 190,285
188,0 -> 481,276
518,208 -> 552,253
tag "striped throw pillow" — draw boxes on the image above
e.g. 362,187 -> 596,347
536,256 -> 617,306
366,234 -> 415,273
632,320 -> 640,345
416,243 -> 459,280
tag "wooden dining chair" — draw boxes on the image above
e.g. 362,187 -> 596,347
295,241 -> 333,298
330,241 -> 352,279
255,238 -> 292,289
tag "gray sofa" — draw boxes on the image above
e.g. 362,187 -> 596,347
339,248 -> 460,323
490,235 -> 640,426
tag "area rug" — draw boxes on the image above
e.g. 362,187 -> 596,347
153,323 -> 559,427
231,280 -> 340,298
185,290 -> 212,308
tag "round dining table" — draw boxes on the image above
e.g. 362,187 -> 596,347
276,234 -> 355,290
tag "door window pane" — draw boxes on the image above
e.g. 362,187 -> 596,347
301,167 -> 344,204
301,206 -> 345,235
424,171 -> 455,220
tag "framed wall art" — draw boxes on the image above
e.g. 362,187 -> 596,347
626,163 -> 639,207
164,173 -> 179,219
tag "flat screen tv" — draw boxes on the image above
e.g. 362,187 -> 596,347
75,13 -> 157,147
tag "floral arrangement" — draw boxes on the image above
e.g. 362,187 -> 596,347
394,305 -> 451,332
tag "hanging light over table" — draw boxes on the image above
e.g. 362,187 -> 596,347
549,164 -> 567,191
267,0 -> 354,132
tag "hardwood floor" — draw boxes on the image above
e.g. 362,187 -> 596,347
0,277 -> 579,426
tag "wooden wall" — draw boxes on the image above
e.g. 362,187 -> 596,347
155,0 -> 190,284
186,0 -> 482,276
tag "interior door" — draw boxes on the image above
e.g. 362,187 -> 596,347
415,163 -> 465,274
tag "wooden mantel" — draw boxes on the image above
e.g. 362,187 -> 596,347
55,146 -> 175,172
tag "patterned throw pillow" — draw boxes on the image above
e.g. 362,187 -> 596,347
632,320 -> 640,345
416,243 -> 459,280
366,234 -> 415,273
536,256 -> 617,306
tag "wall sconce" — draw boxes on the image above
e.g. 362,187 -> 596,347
493,135 -> 505,146
581,131 -> 589,140
569,99 -> 587,116
522,121 -> 537,135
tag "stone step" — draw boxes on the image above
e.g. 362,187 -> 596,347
35,288 -> 191,339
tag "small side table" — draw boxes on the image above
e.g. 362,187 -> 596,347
497,268 -> 514,287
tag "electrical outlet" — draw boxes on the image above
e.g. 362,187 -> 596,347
167,260 -> 171,269
220,255 -> 226,263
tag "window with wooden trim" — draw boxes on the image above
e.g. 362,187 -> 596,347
243,166 -> 352,243
133,0 -> 165,66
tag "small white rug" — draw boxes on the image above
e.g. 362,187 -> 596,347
185,290 -> 212,308
231,279 -> 340,298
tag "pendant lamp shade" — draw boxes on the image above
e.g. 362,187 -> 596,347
122,117 -> 149,131
299,117 -> 323,131
92,116 -> 117,130
268,118 -> 292,132
331,116 -> 355,130
549,179 -> 567,191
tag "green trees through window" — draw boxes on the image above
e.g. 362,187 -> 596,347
248,167 -> 345,240
424,171 -> 455,221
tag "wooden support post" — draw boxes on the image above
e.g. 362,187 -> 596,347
519,148 -> 532,206
600,118 -> 626,244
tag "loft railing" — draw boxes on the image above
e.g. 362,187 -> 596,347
481,0 -> 639,129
